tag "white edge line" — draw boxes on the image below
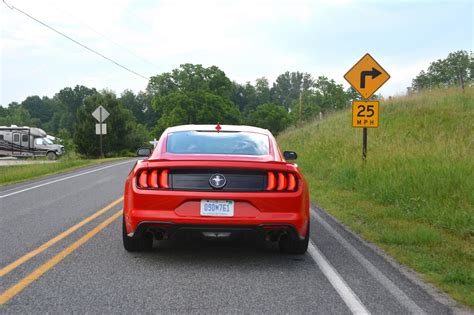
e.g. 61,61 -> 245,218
0,160 -> 133,199
311,208 -> 425,314
308,240 -> 370,315
0,159 -> 133,194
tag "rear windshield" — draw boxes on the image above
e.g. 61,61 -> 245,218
166,131 -> 269,155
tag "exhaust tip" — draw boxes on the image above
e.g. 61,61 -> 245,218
266,230 -> 288,242
154,231 -> 164,240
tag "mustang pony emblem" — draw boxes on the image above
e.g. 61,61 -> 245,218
209,174 -> 226,188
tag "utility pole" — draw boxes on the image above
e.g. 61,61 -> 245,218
458,67 -> 464,92
299,90 -> 302,126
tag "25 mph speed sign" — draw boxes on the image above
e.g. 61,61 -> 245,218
345,53 -> 389,160
352,101 -> 379,128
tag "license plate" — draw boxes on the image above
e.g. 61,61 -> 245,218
200,200 -> 234,217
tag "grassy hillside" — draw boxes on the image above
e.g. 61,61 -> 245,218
278,88 -> 473,307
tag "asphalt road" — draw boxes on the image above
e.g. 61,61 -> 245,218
0,159 -> 460,313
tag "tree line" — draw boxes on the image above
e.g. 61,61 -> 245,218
1,50 -> 469,157
0,65 -> 353,157
411,50 -> 473,91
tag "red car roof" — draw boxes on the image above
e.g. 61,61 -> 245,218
164,124 -> 272,135
149,124 -> 283,162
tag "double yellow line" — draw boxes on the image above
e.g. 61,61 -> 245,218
0,197 -> 124,305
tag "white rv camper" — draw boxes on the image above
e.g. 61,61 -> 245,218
0,125 -> 65,159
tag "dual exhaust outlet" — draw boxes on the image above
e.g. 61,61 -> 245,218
141,225 -> 291,242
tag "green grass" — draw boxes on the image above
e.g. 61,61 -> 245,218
0,157 -> 128,186
278,87 -> 474,307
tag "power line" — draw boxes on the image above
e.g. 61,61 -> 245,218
2,0 -> 150,81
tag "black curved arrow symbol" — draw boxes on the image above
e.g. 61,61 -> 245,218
360,67 -> 382,88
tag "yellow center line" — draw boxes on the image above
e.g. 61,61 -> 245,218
0,209 -> 123,305
0,197 -> 123,277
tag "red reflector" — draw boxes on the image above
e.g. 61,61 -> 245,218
159,169 -> 169,189
138,170 -> 148,188
276,172 -> 287,191
287,173 -> 296,191
148,170 -> 158,188
266,172 -> 276,191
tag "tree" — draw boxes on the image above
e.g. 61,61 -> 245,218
120,90 -> 146,123
148,64 -> 240,136
0,105 -> 8,119
270,71 -> 314,109
41,97 -> 66,133
74,92 -> 148,157
289,92 -> 321,125
313,76 -> 349,112
0,102 -> 38,127
412,50 -> 473,91
271,72 -> 293,108
246,103 -> 291,135
120,90 -> 159,129
271,71 -> 314,109
137,92 -> 159,129
255,77 -> 271,105
152,90 -> 241,136
230,82 -> 247,112
20,96 -> 54,126
230,82 -> 259,115
56,85 -> 97,134
148,64 -> 232,98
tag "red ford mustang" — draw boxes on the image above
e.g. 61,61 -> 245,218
123,124 -> 310,254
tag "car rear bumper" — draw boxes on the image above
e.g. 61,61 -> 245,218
124,188 -> 310,239
129,222 -> 304,241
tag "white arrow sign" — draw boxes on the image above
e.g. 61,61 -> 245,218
92,105 -> 110,123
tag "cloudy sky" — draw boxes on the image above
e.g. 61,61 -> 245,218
0,0 -> 472,105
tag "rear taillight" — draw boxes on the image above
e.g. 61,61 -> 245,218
159,170 -> 169,189
266,172 -> 298,192
276,172 -> 287,191
287,173 -> 296,191
148,170 -> 158,188
266,172 -> 276,190
137,169 -> 169,189
138,170 -> 148,188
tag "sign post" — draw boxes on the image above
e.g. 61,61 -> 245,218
344,53 -> 390,161
92,105 -> 110,158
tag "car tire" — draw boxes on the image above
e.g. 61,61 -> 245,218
122,217 -> 153,252
279,223 -> 309,255
46,151 -> 57,160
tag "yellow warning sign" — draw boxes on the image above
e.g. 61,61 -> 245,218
352,101 -> 379,128
344,54 -> 390,99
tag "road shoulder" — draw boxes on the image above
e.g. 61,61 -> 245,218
312,203 -> 471,314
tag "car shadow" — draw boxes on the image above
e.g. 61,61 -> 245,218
135,237 -> 308,265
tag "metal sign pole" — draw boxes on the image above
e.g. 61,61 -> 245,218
362,97 -> 368,162
92,105 -> 109,158
99,108 -> 103,158
362,127 -> 367,161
